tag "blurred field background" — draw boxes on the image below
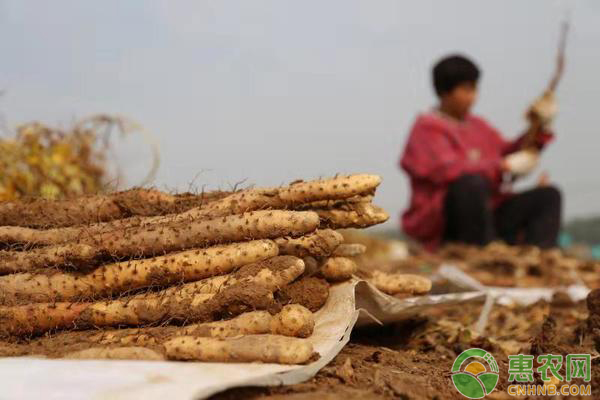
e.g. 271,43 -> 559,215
0,1 -> 598,244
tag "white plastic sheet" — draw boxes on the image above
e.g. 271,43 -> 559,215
436,264 -> 591,335
0,279 -> 484,400
437,264 -> 591,306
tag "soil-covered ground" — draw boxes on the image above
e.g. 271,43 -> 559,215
213,291 -> 599,399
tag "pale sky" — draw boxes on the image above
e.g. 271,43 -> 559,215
1,1 -> 599,230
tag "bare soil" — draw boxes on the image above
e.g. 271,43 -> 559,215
212,291 -> 599,400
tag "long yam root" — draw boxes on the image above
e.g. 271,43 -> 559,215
0,240 -> 278,303
0,210 -> 318,274
83,279 -> 281,330
66,304 -> 315,350
0,282 -> 277,336
0,243 -> 97,275
64,346 -> 165,361
0,197 -> 233,247
160,256 -> 304,297
0,189 -> 228,234
177,174 -> 382,220
0,302 -> 88,336
0,174 -> 381,246
163,334 -> 315,364
78,210 -> 318,260
0,189 -> 177,228
368,271 -> 432,295
2,305 -> 315,358
0,293 -> 211,336
172,304 -> 314,339
275,229 -> 343,257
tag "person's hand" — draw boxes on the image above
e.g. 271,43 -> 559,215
527,90 -> 558,127
537,171 -> 550,187
502,150 -> 540,176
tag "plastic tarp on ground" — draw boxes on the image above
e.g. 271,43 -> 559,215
0,279 -> 483,400
436,264 -> 591,306
436,264 -> 591,334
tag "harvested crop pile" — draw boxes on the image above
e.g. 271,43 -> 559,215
0,173 -> 432,365
433,242 -> 600,288
346,231 -> 600,290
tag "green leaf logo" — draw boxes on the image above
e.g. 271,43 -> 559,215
451,348 -> 499,399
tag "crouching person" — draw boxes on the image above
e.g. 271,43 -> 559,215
400,55 -> 561,251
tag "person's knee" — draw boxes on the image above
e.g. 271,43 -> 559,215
449,174 -> 489,197
538,185 -> 562,208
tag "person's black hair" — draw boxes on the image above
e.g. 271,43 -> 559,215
432,55 -> 480,96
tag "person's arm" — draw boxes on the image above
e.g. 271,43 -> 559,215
400,123 -> 503,185
502,125 -> 554,155
478,119 -> 546,176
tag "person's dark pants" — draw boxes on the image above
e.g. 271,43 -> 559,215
444,174 -> 562,248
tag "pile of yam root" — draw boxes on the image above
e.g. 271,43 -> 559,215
0,174 -> 431,364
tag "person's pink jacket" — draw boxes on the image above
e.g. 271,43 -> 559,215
399,111 -> 552,250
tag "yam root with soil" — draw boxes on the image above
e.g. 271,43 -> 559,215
64,346 -> 166,361
0,173 -> 393,368
0,174 -> 383,247
0,189 -> 179,228
164,334 -> 315,364
0,190 -> 232,246
0,282 -> 277,336
0,240 -> 279,304
156,255 -> 305,298
190,174 -> 382,219
0,305 -> 314,358
0,210 -> 318,274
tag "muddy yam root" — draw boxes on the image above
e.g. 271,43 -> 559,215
0,282 -> 277,336
0,174 -> 382,246
0,189 -> 177,228
0,294 -> 212,336
160,256 -> 305,298
185,304 -> 314,339
0,210 -> 318,273
79,210 -> 319,260
163,334 -> 315,364
64,346 -> 165,361
0,304 -> 315,358
0,243 -> 97,275
0,240 -> 278,303
73,304 -> 315,349
183,174 -> 382,218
